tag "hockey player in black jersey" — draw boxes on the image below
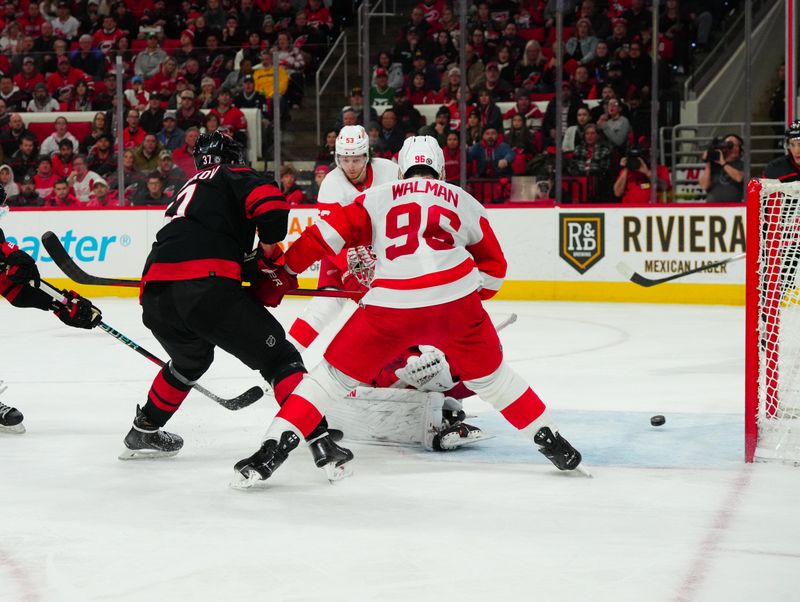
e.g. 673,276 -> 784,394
1,192 -> 103,433
764,121 -> 800,182
121,131 -> 352,477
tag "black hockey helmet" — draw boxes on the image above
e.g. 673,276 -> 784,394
785,120 -> 800,144
193,130 -> 246,169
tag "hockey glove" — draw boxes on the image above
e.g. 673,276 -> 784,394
345,245 -> 376,288
0,244 -> 40,288
52,290 -> 102,329
341,269 -> 368,295
395,345 -> 456,392
250,262 -> 298,307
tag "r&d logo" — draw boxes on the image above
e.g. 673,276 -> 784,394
559,213 -> 605,274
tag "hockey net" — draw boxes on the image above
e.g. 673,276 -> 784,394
746,179 -> 800,464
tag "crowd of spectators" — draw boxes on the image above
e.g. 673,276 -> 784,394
316,0 -> 724,204
0,0 -> 347,207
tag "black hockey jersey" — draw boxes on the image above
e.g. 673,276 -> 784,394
142,165 -> 289,285
763,154 -> 800,182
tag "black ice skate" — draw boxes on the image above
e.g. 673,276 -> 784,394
308,431 -> 354,481
432,406 -> 493,451
119,405 -> 184,460
231,431 -> 301,489
533,426 -> 584,472
0,401 -> 25,434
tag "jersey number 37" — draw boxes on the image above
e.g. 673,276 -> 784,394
385,202 -> 461,260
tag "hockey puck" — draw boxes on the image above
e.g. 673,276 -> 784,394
650,415 -> 666,427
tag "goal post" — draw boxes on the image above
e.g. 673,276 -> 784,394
745,178 -> 800,465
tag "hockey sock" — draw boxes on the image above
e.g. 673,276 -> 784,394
273,394 -> 324,439
141,364 -> 194,427
465,363 -> 547,430
273,370 -> 305,406
288,318 -> 318,350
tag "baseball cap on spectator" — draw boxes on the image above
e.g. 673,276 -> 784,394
57,1 -> 69,7
448,67 -> 460,77
406,26 -> 419,36
176,75 -> 187,84
180,90 -> 195,100
243,75 -> 254,83
375,67 -> 388,77
163,110 -> 177,120
412,49 -> 425,60
314,164 -> 330,176
22,56 -> 34,65
263,14 -> 274,26
159,150 -> 172,160
93,178 -> 108,188
606,60 -> 623,71
21,173 -> 35,185
131,75 -> 144,84
181,29 -> 194,40
436,106 -> 450,117
34,82 -> 48,92
351,86 -> 363,97
612,18 -> 627,27
200,77 -> 215,88
486,61 -> 499,71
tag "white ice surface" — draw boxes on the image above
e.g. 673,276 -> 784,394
1,299 -> 798,602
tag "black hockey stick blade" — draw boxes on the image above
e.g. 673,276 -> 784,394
39,279 -> 263,411
41,231 -> 139,287
616,253 -> 746,288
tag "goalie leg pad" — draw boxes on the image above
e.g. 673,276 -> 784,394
324,387 -> 446,450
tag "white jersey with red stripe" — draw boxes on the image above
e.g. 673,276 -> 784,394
286,177 -> 507,309
316,158 -> 399,214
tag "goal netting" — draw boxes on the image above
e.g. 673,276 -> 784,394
746,179 -> 800,464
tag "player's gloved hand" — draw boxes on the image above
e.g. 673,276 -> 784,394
251,262 -> 298,307
395,345 -> 456,392
345,245 -> 376,287
52,290 -> 102,329
0,244 -> 40,288
341,269 -> 368,294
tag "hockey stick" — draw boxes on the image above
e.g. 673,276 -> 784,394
40,231 -> 362,299
616,253 -> 746,288
495,313 -> 518,332
38,279 -> 263,411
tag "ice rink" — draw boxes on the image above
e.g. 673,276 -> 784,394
1,297 -> 798,602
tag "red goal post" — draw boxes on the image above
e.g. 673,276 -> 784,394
745,179 -> 800,465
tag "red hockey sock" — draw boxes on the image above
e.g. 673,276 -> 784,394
141,366 -> 192,427
275,394 -> 324,439
500,387 -> 546,430
273,371 -> 304,406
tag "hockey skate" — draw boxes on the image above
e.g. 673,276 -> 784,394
231,431 -> 301,489
308,431 -> 354,482
432,404 -> 493,451
533,426 -> 589,475
0,401 -> 25,434
119,405 -> 184,460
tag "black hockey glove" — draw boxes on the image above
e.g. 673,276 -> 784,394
0,245 -> 40,288
52,290 -> 102,329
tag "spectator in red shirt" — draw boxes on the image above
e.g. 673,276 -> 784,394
122,109 -> 146,150
304,0 -> 333,36
34,156 -> 58,199
93,14 -> 125,55
209,88 -> 246,133
20,3 -> 45,37
13,56 -> 44,96
46,55 -> 87,97
279,164 -> 307,205
172,126 -> 199,177
47,178 -> 81,207
613,147 -> 671,203
407,71 -> 436,105
87,178 -> 119,207
442,131 -> 464,183
51,139 -> 76,179
145,56 -> 179,96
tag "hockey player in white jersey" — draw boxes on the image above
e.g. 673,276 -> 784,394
233,136 -> 585,485
287,125 -> 398,350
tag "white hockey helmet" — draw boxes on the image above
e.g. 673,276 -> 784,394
397,135 -> 445,180
335,125 -> 370,166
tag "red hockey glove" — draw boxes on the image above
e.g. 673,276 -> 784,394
52,290 -> 102,329
340,270 -> 368,295
0,244 -> 40,288
250,262 -> 298,307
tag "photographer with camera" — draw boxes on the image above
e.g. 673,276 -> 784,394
698,134 -> 745,202
613,146 -> 671,203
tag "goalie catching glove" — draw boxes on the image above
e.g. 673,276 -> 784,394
52,289 -> 102,329
245,245 -> 298,308
395,345 -> 456,392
